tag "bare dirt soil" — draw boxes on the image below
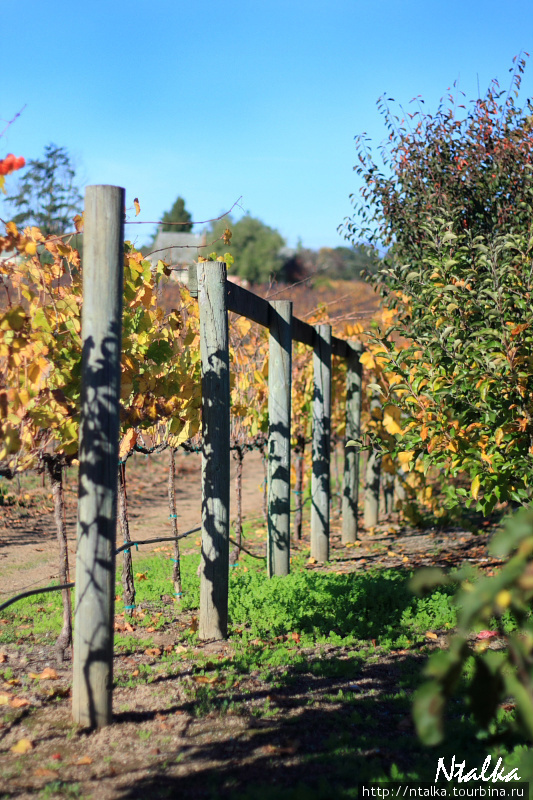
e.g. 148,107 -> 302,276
0,449 -> 268,598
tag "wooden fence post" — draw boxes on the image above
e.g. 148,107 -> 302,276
72,185 -> 124,728
198,260 -> 230,639
311,324 -> 332,562
363,389 -> 382,529
342,341 -> 363,543
267,300 -> 292,577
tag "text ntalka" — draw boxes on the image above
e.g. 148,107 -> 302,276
435,756 -> 521,783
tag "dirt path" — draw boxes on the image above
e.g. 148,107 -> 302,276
0,449 -> 268,598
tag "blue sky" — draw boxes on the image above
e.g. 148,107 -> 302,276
1,1 -> 532,250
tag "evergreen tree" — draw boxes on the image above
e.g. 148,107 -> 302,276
4,144 -> 82,237
160,196 -> 193,232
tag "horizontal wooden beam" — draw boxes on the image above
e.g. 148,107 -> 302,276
188,265 -> 363,361
332,337 -> 363,359
292,316 -> 315,348
226,281 -> 269,327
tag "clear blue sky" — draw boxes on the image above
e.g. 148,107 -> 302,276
1,0 -> 532,250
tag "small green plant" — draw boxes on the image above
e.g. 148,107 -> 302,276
39,781 -> 81,799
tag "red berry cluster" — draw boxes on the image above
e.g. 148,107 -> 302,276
0,154 -> 25,176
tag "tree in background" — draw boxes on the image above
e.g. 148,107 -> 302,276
4,144 -> 82,237
315,245 -> 380,280
207,214 -> 285,283
160,195 -> 193,232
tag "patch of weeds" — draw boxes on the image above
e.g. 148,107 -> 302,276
227,566 -> 457,647
137,728 -> 152,741
0,590 -> 64,644
39,781 -> 82,799
114,634 -> 142,653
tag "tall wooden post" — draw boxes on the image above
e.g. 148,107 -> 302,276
72,185 -> 124,728
198,260 -> 230,639
311,324 -> 332,562
342,341 -> 363,543
267,300 -> 292,577
364,389 -> 382,529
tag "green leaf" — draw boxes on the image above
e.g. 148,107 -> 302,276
412,680 -> 445,746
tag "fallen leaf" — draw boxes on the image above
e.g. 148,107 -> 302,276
10,697 -> 30,708
40,667 -> 59,680
34,768 -> 59,778
476,630 -> 498,640
192,674 -> 221,685
0,693 -> 10,705
291,632 -> 301,643
307,557 -> 317,565
10,738 -> 33,754
51,753 -> 62,760
0,653 -> 7,663
75,756 -> 93,765
135,572 -> 148,581
131,669 -> 140,677
425,632 -> 438,640
174,645 -> 187,653
189,616 -> 199,633
146,626 -> 155,633
144,648 -> 162,658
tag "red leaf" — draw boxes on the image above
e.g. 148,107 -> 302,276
476,630 -> 498,640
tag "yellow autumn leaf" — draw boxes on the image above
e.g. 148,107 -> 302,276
133,198 -> 141,216
359,351 -> 376,370
382,406 -> 403,436
119,429 -> 137,460
471,474 -> 481,500
398,451 -> 415,466
10,738 -> 33,754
